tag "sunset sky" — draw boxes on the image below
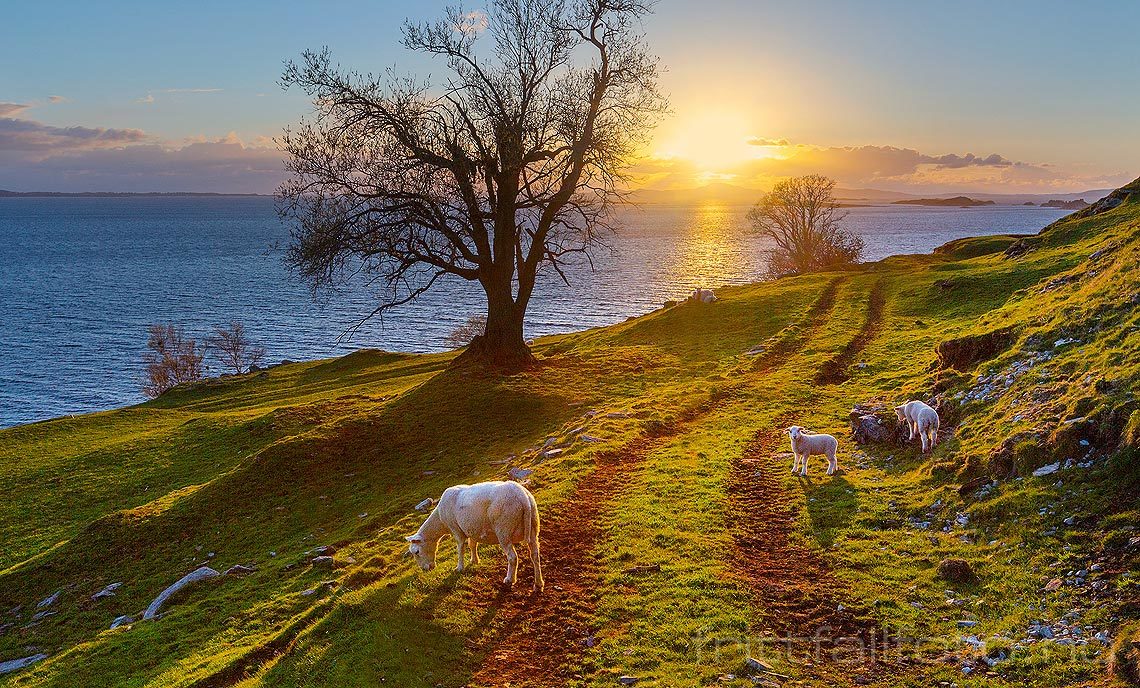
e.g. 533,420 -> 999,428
3,0 -> 1138,194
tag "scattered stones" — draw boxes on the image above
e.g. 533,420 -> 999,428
937,558 -> 975,584
91,583 -> 122,601
30,610 -> 56,622
579,435 -> 604,443
307,545 -> 337,556
0,653 -> 48,675
1033,462 -> 1061,477
225,564 -> 256,576
508,466 -> 534,481
311,556 -> 337,569
143,566 -> 221,620
36,591 -> 61,609
618,676 -> 639,685
1043,578 -> 1063,592
959,476 -> 991,497
110,615 -> 133,630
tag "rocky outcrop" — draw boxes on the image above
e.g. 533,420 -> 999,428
0,653 -> 48,675
936,327 -> 1017,371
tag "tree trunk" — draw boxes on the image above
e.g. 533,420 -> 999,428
456,278 -> 536,370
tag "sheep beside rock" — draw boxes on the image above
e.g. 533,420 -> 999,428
787,425 -> 839,476
894,400 -> 940,452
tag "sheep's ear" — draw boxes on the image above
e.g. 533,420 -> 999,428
405,535 -> 423,543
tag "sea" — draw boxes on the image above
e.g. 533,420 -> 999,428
0,197 -> 1069,427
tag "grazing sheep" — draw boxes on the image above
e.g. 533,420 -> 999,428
894,400 -> 940,452
788,425 -> 839,476
405,480 -> 544,592
690,288 -> 717,303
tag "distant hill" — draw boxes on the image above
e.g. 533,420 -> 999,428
0,190 -> 266,198
1042,198 -> 1091,210
893,196 -> 997,207
626,182 -> 1114,206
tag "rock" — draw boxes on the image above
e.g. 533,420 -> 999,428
415,498 -> 435,512
937,558 -> 975,584
110,615 -> 134,629
1054,337 -> 1080,348
744,656 -> 773,672
0,653 -> 48,675
579,435 -> 604,443
36,591 -> 61,609
507,467 -> 534,481
91,583 -> 122,601
1033,462 -> 1061,477
959,476 -> 991,497
30,610 -> 56,622
311,556 -> 337,569
745,344 -> 767,355
604,412 -> 631,419
1044,578 -> 1063,592
143,566 -> 221,620
247,363 -> 261,373
618,677 -> 639,686
936,327 -> 1017,371
225,564 -> 256,576
307,545 -> 337,556
538,448 -> 564,460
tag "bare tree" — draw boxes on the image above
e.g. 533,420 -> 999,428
207,321 -> 266,374
747,175 -> 864,277
278,0 -> 667,368
142,324 -> 206,398
444,314 -> 488,349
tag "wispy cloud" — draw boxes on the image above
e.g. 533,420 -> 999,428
136,94 -> 155,104
158,88 -> 223,93
746,137 -> 789,147
47,95 -> 67,103
0,102 -> 30,118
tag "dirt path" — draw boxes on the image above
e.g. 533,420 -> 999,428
753,276 -> 847,373
815,279 -> 887,385
468,393 -> 732,687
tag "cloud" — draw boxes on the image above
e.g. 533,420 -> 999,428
137,94 -> 155,104
0,116 -> 148,155
633,143 -> 1130,194
47,95 -> 67,103
159,88 -> 223,93
0,107 -> 282,193
746,137 -> 789,147
0,102 -> 30,118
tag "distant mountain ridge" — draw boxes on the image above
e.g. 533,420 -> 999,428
0,190 -> 267,198
627,182 -> 1114,206
892,196 -> 996,207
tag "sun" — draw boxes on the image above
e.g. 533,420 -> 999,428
652,108 -> 784,183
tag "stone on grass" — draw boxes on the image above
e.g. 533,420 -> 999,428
91,583 -> 122,601
0,653 -> 48,675
937,558 -> 974,584
110,615 -> 133,629
311,556 -> 336,569
618,677 -> 639,686
1033,462 -> 1061,477
508,467 -> 534,481
414,498 -> 435,512
36,591 -> 61,609
143,566 -> 220,620
225,564 -> 256,576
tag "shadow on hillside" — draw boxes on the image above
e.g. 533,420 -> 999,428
804,475 -> 859,548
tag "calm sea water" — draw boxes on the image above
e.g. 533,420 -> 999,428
0,197 -> 1067,427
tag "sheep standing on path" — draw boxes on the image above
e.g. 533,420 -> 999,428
788,425 -> 839,477
894,400 -> 940,453
406,480 -> 544,592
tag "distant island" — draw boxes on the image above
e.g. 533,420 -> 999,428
1042,198 -> 1090,210
0,190 -> 266,198
892,196 -> 996,207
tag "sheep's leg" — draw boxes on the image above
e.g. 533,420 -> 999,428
791,452 -> 800,473
799,455 -> 809,477
499,542 -> 519,587
469,540 -> 480,565
908,420 -> 916,441
920,428 -> 930,453
455,536 -> 467,573
528,538 -> 544,592
827,451 -> 837,476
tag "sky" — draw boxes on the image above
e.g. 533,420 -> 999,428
2,0 -> 1138,194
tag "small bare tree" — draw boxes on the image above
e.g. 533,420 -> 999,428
278,0 -> 667,369
142,324 -> 206,398
748,175 -> 864,277
444,314 -> 488,349
207,321 -> 266,374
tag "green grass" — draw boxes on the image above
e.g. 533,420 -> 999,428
3,183 -> 1140,686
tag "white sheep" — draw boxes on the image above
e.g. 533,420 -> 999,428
787,425 -> 839,476
894,400 -> 940,453
405,480 -> 544,592
690,288 -> 717,303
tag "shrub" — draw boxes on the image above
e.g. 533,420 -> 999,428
142,324 -> 205,398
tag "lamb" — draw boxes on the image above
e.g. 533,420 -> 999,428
405,480 -> 544,592
894,400 -> 940,452
690,288 -> 717,303
787,425 -> 839,476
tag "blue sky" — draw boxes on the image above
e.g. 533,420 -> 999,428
3,0 -> 1138,193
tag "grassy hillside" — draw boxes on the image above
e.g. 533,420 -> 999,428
2,178 -> 1139,687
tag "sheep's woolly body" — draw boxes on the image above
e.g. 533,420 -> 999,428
406,480 -> 544,592
787,425 -> 839,476
895,400 -> 940,452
